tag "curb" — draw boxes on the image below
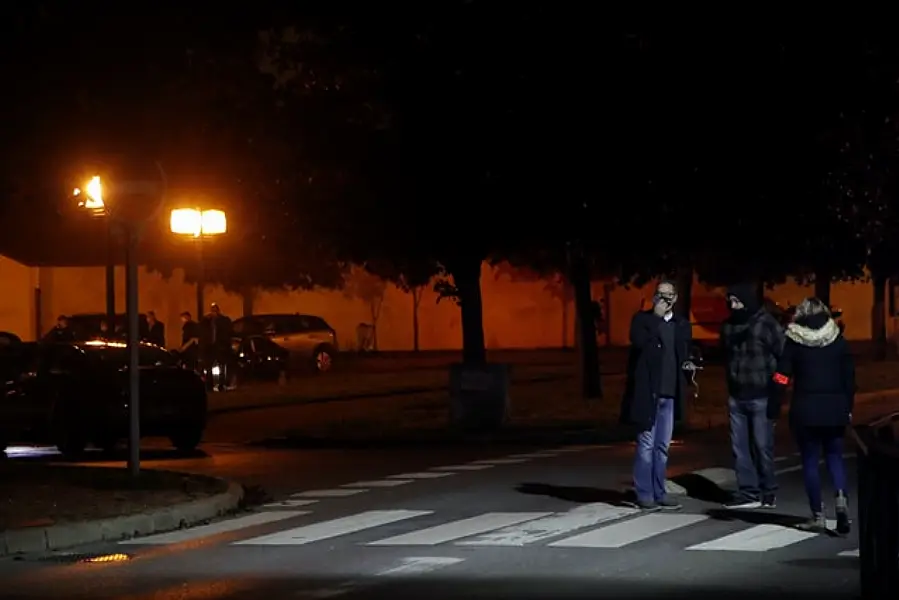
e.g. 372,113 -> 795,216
0,478 -> 244,557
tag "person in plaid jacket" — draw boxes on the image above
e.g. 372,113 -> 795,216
719,283 -> 785,509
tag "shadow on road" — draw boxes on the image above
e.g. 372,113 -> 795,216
707,507 -> 810,527
669,472 -> 733,504
785,556 -> 859,571
5,574 -> 853,600
516,482 -> 635,506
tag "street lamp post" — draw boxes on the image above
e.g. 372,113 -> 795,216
170,208 -> 227,320
73,166 -> 167,479
74,177 -> 116,330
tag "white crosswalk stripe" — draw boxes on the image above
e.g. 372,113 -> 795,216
216,506 -> 856,558
458,502 -> 638,547
369,513 -> 550,546
686,524 -> 818,552
235,510 -> 432,546
550,513 -> 708,548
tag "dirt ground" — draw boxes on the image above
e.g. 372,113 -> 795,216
0,463 -> 226,530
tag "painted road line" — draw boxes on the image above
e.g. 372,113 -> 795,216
775,464 -> 804,475
120,511 -> 308,545
507,453 -> 558,459
459,503 -> 640,546
687,523 -> 819,552
368,512 -> 551,546
839,549 -> 859,558
469,458 -> 527,465
234,510 -> 432,546
430,465 -> 492,471
550,513 -> 708,548
552,445 -> 608,453
342,480 -> 412,488
388,472 -> 454,479
292,489 -> 369,498
377,557 -> 465,576
261,499 -> 318,509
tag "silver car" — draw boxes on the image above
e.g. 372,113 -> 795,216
232,314 -> 337,373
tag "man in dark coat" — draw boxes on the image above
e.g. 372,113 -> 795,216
720,282 -> 784,509
178,311 -> 201,370
200,303 -> 234,390
145,311 -> 166,347
623,280 -> 692,511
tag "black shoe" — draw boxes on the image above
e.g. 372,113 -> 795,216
761,494 -> 777,509
657,498 -> 683,511
835,491 -> 851,535
636,500 -> 661,511
723,497 -> 761,510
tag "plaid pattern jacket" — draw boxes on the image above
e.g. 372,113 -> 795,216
720,309 -> 785,400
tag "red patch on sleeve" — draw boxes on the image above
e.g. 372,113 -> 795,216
773,372 -> 789,385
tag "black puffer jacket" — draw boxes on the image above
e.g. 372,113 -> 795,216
770,312 -> 855,427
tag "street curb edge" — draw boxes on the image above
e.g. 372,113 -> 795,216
0,478 -> 245,557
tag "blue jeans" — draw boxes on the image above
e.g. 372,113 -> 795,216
633,396 -> 675,503
728,397 -> 777,500
794,425 -> 847,514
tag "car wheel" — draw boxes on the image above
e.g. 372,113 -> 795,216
52,416 -> 87,458
169,425 -> 204,453
93,435 -> 119,454
313,347 -> 334,373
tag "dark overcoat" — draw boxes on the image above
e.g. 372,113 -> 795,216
620,310 -> 692,430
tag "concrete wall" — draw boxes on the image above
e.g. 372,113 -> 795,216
0,255 -> 35,337
0,254 -> 890,348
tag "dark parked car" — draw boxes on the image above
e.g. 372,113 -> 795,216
0,340 -> 207,457
0,331 -> 21,347
231,335 -> 290,383
232,313 -> 337,373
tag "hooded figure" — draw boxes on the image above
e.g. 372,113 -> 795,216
770,297 -> 854,533
719,283 -> 785,510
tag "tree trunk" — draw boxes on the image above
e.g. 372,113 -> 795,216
602,283 -> 613,347
674,265 -> 693,321
411,287 -> 422,352
370,295 -> 384,352
453,258 -> 487,365
570,248 -> 602,399
241,286 -> 255,317
814,268 -> 831,306
872,272 -> 887,361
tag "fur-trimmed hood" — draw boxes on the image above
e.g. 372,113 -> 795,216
786,317 -> 841,347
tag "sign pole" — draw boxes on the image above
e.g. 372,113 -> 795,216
105,160 -> 167,481
126,223 -> 141,479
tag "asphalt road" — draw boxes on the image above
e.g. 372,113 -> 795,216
4,369 -> 896,600
0,431 -> 865,599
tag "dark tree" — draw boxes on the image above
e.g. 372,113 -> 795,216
254,7 -> 597,366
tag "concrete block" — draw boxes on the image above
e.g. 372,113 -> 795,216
1,474 -> 243,556
173,499 -> 212,525
4,527 -> 47,554
150,510 -> 180,533
691,467 -> 737,489
45,522 -> 102,551
101,514 -> 154,542
665,479 -> 688,495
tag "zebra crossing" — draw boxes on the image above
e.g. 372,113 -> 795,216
220,502 -> 858,556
